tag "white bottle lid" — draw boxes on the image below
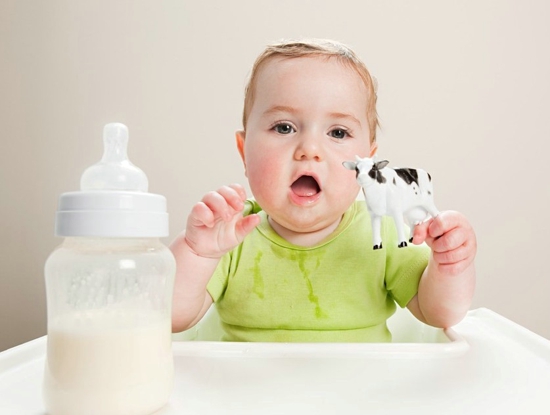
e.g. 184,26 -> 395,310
55,123 -> 169,237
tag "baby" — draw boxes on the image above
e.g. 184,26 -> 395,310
170,39 -> 476,342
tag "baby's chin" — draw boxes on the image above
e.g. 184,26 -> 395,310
267,211 -> 344,245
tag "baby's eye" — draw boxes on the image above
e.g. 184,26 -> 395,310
273,123 -> 295,135
330,128 -> 349,139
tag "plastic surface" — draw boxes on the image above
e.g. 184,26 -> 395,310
55,191 -> 168,238
2,308 -> 550,414
56,122 -> 168,237
43,237 -> 176,415
80,123 -> 148,192
46,123 -> 175,414
343,156 -> 439,249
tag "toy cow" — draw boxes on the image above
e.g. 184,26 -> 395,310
343,156 -> 439,250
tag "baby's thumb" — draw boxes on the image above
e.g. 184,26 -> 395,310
235,214 -> 261,242
411,220 -> 430,245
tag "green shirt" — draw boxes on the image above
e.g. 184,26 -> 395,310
207,201 -> 430,342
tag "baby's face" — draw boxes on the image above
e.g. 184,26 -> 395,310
238,56 -> 374,237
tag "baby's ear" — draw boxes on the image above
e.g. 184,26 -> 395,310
236,130 -> 246,162
235,131 -> 248,177
369,142 -> 378,158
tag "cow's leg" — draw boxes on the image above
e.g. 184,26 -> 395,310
409,223 -> 416,243
408,220 -> 428,243
371,215 -> 383,250
392,214 -> 408,248
405,216 -> 421,243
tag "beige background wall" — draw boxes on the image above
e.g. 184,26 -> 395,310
1,0 -> 549,351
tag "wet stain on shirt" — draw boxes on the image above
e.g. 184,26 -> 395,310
252,251 -> 264,299
295,251 -> 328,319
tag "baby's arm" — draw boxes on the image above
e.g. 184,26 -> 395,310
407,211 -> 477,328
170,184 -> 260,332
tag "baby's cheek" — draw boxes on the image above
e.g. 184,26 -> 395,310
246,160 -> 281,198
332,171 -> 360,195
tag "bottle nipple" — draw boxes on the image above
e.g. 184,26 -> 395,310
80,123 -> 149,192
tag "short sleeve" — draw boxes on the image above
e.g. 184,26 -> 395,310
383,218 -> 431,308
206,252 -> 231,302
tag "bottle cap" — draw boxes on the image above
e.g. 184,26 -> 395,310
55,123 -> 169,237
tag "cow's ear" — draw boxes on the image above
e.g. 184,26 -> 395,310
343,161 -> 357,170
376,160 -> 389,169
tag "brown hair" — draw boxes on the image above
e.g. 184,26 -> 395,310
242,39 -> 379,143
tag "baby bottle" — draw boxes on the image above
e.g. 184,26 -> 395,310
43,123 -> 176,415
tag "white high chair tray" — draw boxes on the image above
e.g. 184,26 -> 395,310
1,308 -> 549,414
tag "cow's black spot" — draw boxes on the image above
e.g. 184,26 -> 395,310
368,166 -> 387,184
395,168 -> 419,187
393,177 -> 396,185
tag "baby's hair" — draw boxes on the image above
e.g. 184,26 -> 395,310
242,38 -> 380,144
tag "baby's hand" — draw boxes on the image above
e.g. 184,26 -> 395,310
184,184 -> 260,259
412,211 -> 477,276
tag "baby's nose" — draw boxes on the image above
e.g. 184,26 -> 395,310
294,133 -> 323,161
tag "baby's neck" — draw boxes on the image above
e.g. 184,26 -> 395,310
267,216 -> 342,247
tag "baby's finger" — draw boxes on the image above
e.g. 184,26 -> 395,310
432,243 -> 470,266
217,185 -> 246,213
411,220 -> 432,245
188,202 -> 216,228
226,183 -> 248,202
428,211 -> 464,239
430,227 -> 467,253
234,214 -> 261,242
202,191 -> 234,222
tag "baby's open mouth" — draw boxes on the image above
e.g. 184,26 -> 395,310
291,175 -> 321,197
